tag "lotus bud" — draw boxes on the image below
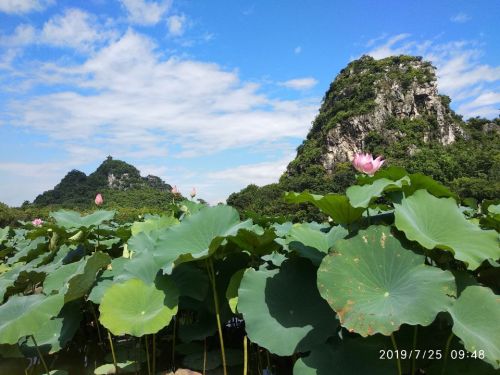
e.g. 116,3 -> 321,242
171,185 -> 180,195
95,193 -> 104,206
190,187 -> 196,198
32,218 -> 43,227
352,152 -> 385,175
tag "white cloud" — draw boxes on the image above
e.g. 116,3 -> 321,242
280,77 -> 318,90
6,30 -> 318,159
450,12 -> 470,23
207,156 -> 291,187
167,14 -> 187,37
294,46 -> 302,54
456,91 -> 500,118
0,23 -> 36,46
365,33 -> 412,59
40,8 -> 114,51
0,9 -> 115,51
365,35 -> 500,119
120,0 -> 171,26
0,0 -> 53,14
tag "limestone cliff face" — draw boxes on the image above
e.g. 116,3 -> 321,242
287,55 -> 465,176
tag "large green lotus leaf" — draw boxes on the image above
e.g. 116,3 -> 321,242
284,192 -> 364,225
7,236 -> 46,265
0,293 -> 64,344
131,215 -> 179,236
0,264 -> 23,302
99,277 -> 179,337
284,224 -> 348,265
0,226 -> 9,243
154,205 -> 252,273
317,226 -> 456,336
20,301 -> 82,355
238,257 -> 337,356
225,269 -> 245,314
170,263 -> 209,301
447,286 -> 500,369
224,226 -> 279,257
394,190 -> 499,270
88,257 -> 130,304
50,210 -> 115,229
346,177 -> 410,208
405,173 -> 458,199
293,335 -> 394,375
43,251 -> 111,302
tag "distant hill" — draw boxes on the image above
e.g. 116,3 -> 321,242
228,55 -> 500,220
33,156 -> 178,208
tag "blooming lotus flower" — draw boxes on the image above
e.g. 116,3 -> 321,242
171,185 -> 180,195
190,187 -> 196,198
95,193 -> 104,206
32,218 -> 43,227
352,152 -> 385,175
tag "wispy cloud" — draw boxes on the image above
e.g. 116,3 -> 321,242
280,77 -> 318,90
365,34 -> 500,119
0,0 -> 54,14
0,8 -> 116,51
120,0 -> 171,26
450,12 -> 470,23
167,14 -> 187,37
294,46 -> 302,54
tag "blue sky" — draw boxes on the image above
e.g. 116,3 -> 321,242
0,0 -> 499,206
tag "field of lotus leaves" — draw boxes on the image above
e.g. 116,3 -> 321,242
0,166 -> 499,374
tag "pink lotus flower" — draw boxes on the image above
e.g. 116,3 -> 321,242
95,193 -> 104,206
171,185 -> 180,195
352,152 -> 385,175
190,187 -> 196,198
32,218 -> 43,227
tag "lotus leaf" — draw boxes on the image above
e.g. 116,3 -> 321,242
284,192 -> 364,225
346,176 -> 410,208
99,277 -> 179,336
20,301 -> 82,355
131,215 -> 178,236
0,293 -> 64,344
293,336 -> 394,375
448,286 -> 500,369
0,226 -> 9,243
50,210 -> 115,229
43,251 -> 111,302
394,190 -> 499,270
282,224 -> 348,265
238,257 -> 337,356
317,226 -> 456,336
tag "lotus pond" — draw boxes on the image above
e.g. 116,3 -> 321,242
0,167 -> 499,374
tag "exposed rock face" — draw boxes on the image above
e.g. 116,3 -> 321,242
319,57 -> 463,173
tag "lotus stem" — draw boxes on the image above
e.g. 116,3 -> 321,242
152,334 -> 156,375
411,325 -> 418,375
243,336 -> 248,375
366,208 -> 371,225
107,331 -> 119,374
390,333 -> 402,375
31,335 -> 49,375
171,316 -> 177,370
207,258 -> 228,375
89,302 -> 103,346
266,350 -> 271,373
203,338 -> 207,375
441,331 -> 454,375
145,335 -> 151,375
